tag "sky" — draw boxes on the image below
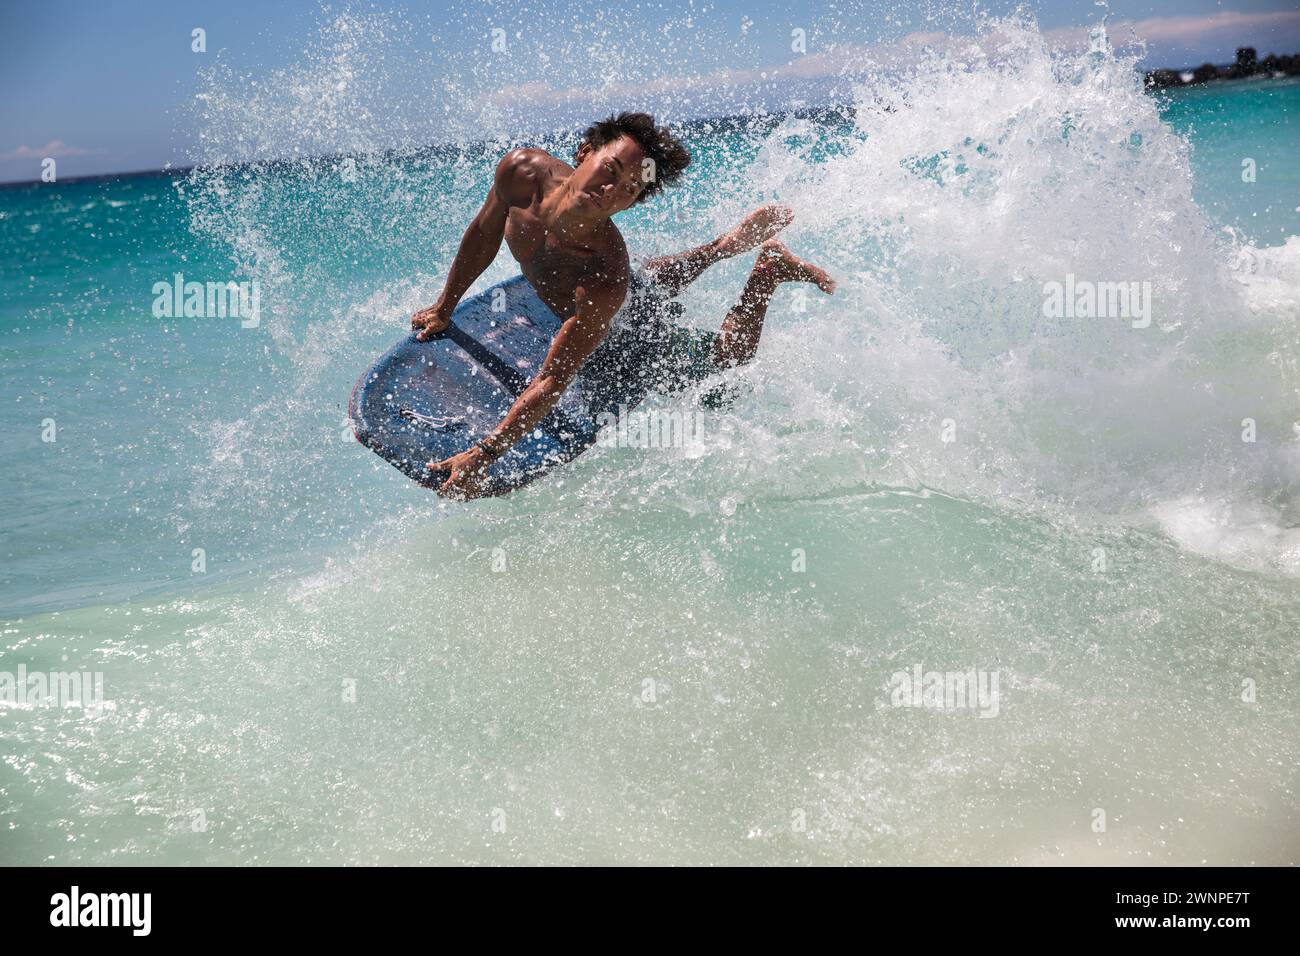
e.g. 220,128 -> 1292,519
2,0 -> 1299,183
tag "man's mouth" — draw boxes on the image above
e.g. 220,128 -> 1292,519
586,190 -> 603,209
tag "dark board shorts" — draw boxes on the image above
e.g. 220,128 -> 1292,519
580,271 -> 734,412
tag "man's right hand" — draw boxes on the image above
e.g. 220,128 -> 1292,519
412,303 -> 454,341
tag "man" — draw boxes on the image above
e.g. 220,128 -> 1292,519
411,111 -> 836,499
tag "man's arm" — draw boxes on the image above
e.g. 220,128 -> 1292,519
428,272 -> 628,498
412,149 -> 537,340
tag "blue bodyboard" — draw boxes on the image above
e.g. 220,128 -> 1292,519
350,275 -> 617,494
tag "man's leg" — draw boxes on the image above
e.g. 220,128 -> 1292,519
712,240 -> 836,369
642,204 -> 794,297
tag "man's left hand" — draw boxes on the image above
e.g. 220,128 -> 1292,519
428,447 -> 495,500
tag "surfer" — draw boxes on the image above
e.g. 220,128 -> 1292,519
411,111 -> 836,499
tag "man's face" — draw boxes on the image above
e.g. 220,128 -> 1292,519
571,135 -> 648,217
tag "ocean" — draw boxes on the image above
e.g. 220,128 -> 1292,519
1,19 -> 1297,864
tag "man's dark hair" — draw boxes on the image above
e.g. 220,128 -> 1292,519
579,111 -> 690,204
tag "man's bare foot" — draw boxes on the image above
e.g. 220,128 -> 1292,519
755,239 -> 837,293
715,204 -> 795,258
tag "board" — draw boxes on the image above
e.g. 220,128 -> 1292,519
350,275 -> 620,495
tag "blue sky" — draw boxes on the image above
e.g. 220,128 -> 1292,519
3,0 -> 1299,182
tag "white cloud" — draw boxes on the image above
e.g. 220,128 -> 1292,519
475,10 -> 1300,117
1104,10 -> 1300,48
2,139 -> 99,160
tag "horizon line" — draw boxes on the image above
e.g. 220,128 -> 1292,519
4,52 -> 1295,189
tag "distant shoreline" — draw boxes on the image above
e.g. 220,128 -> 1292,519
1146,47 -> 1299,89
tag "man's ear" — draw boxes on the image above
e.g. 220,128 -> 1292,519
574,141 -> 592,166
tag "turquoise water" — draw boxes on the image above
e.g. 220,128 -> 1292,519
2,21 -> 1298,864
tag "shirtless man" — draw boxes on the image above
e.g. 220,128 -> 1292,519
411,111 -> 835,499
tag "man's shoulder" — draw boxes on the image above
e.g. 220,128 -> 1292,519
497,147 -> 567,179
494,148 -> 565,203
